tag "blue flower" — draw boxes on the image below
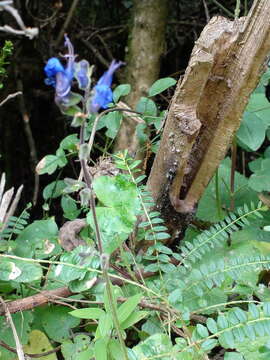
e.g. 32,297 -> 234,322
44,57 -> 64,86
74,60 -> 91,90
90,60 -> 124,113
44,35 -> 76,101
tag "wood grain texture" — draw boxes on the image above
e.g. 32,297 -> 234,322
148,0 -> 270,230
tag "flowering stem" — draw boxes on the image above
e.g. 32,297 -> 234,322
79,104 -> 128,356
79,116 -> 103,254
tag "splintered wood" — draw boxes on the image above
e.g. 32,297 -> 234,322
148,0 -> 270,227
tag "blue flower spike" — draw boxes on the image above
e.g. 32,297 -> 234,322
44,38 -> 124,114
44,34 -> 76,102
90,60 -> 124,113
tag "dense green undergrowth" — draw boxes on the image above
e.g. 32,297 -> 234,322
1,48 -> 270,360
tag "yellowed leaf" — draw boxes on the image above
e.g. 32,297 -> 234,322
23,330 -> 57,360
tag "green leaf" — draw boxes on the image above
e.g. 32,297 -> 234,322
168,288 -> 182,304
93,175 -> 140,211
148,77 -> 177,97
43,180 -> 66,200
201,339 -> 218,351
142,316 -> 164,335
61,195 -> 81,220
69,272 -> 97,293
197,158 -> 258,222
0,258 -> 42,282
95,313 -> 113,339
248,158 -> 263,172
249,159 -> 270,192
117,293 -> 143,324
224,352 -> 244,360
196,324 -> 209,338
14,219 -> 59,258
132,333 -> 173,360
94,338 -> 108,360
136,123 -> 148,145
136,97 -> 157,123
61,105 -> 82,116
108,339 -> 126,360
105,111 -> 122,139
36,155 -> 61,175
60,133 -> 79,152
52,245 -> 99,283
61,334 -> 94,360
206,318 -> 218,334
41,306 -> 80,343
89,175 -> 140,253
219,330 -> 235,349
246,92 -> 270,129
64,92 -> 83,106
69,308 -> 105,319
87,207 -> 131,254
56,148 -> 68,167
0,311 -> 32,360
237,112 -> 266,151
113,84 -> 131,102
120,311 -> 148,330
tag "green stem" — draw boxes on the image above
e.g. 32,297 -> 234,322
230,137 -> 237,212
215,169 -> 222,220
211,0 -> 234,17
244,0 -> 248,15
102,255 -> 129,360
234,0 -> 241,18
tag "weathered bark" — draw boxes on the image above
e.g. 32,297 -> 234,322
114,0 -> 168,155
147,0 -> 270,235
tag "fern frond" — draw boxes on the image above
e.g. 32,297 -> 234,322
185,255 -> 270,296
164,255 -> 270,314
185,303 -> 270,353
0,204 -> 31,240
179,202 -> 266,268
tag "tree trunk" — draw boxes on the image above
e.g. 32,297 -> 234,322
114,0 -> 168,156
147,0 -> 270,237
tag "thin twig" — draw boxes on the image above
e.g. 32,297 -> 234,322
85,25 -> 126,41
211,0 -> 234,17
55,0 -> 80,47
15,68 -> 39,205
78,37 -> 109,68
97,34 -> 114,60
0,91 -> 22,107
202,0 -> 210,22
0,296 -> 25,360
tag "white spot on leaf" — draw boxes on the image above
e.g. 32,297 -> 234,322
55,265 -> 63,276
44,239 -> 55,254
9,262 -> 22,280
